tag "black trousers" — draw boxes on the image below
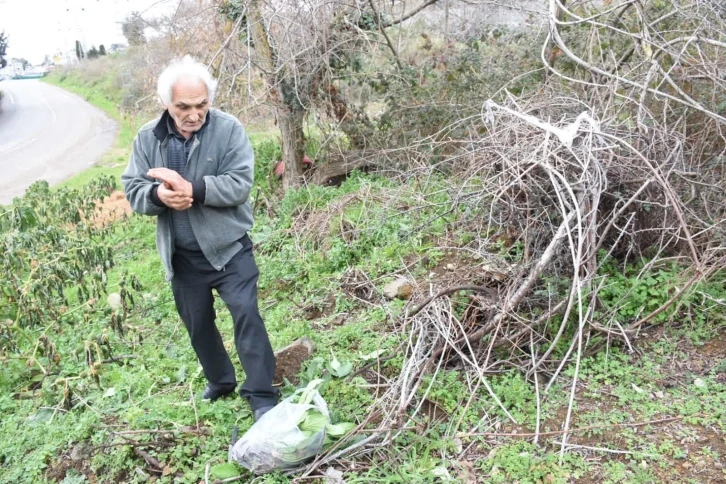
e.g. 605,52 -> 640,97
171,235 -> 278,410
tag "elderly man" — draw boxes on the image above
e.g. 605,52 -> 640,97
122,56 -> 278,421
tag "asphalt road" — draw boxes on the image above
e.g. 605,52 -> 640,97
0,79 -> 118,205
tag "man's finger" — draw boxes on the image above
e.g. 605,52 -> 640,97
148,167 -> 174,175
168,192 -> 192,202
148,168 -> 180,181
158,187 -> 192,207
151,172 -> 176,183
168,201 -> 190,209
158,175 -> 184,189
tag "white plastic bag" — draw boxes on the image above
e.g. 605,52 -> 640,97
231,381 -> 330,474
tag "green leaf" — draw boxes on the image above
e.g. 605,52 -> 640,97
296,378 -> 324,405
327,351 -> 353,378
61,470 -> 87,484
175,365 -> 187,384
294,430 -> 318,450
304,357 -> 325,381
27,407 -> 55,423
299,410 -> 329,433
325,422 -> 356,438
210,463 -> 240,479
358,349 -> 385,361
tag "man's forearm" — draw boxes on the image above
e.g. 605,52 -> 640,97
122,177 -> 167,216
199,173 -> 252,207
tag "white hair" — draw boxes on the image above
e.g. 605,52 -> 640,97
157,55 -> 218,106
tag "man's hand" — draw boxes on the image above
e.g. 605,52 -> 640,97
157,183 -> 193,210
148,168 -> 193,198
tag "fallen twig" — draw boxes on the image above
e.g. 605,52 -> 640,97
405,285 -> 497,318
456,415 -> 684,439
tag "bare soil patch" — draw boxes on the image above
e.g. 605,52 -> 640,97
89,190 -> 131,227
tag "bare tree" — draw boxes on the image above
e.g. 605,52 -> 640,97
544,0 -> 726,126
219,0 -> 441,189
122,12 -> 148,46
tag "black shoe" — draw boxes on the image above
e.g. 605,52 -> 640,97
202,385 -> 236,401
253,404 -> 275,422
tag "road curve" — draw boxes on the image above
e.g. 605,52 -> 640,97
0,80 -> 118,205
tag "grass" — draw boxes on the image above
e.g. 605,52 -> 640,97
5,175 -> 723,482
2,65 -> 726,484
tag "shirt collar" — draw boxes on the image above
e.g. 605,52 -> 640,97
153,109 -> 211,142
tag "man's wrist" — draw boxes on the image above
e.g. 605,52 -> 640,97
150,184 -> 167,207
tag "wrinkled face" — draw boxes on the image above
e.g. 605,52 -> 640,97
164,77 -> 210,139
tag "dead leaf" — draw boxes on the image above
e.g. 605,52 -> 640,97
453,460 -> 476,483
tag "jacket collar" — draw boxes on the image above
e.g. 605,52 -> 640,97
153,110 -> 211,142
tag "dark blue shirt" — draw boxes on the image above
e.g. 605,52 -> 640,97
167,117 -> 201,251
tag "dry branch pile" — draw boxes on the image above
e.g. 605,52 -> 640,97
291,0 -> 726,472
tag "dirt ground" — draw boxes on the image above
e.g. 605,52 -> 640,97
90,190 -> 132,227
273,344 -> 312,386
562,329 -> 726,483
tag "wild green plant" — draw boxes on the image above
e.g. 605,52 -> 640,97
1,177 -> 118,329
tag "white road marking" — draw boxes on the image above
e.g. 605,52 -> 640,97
40,94 -> 57,124
7,90 -> 14,104
0,137 -> 37,156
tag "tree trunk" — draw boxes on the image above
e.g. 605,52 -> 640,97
248,0 -> 307,191
278,104 -> 306,190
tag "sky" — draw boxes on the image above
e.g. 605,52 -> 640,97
0,0 -> 178,64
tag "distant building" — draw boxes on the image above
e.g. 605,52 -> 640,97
10,60 -> 25,76
109,43 -> 128,53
